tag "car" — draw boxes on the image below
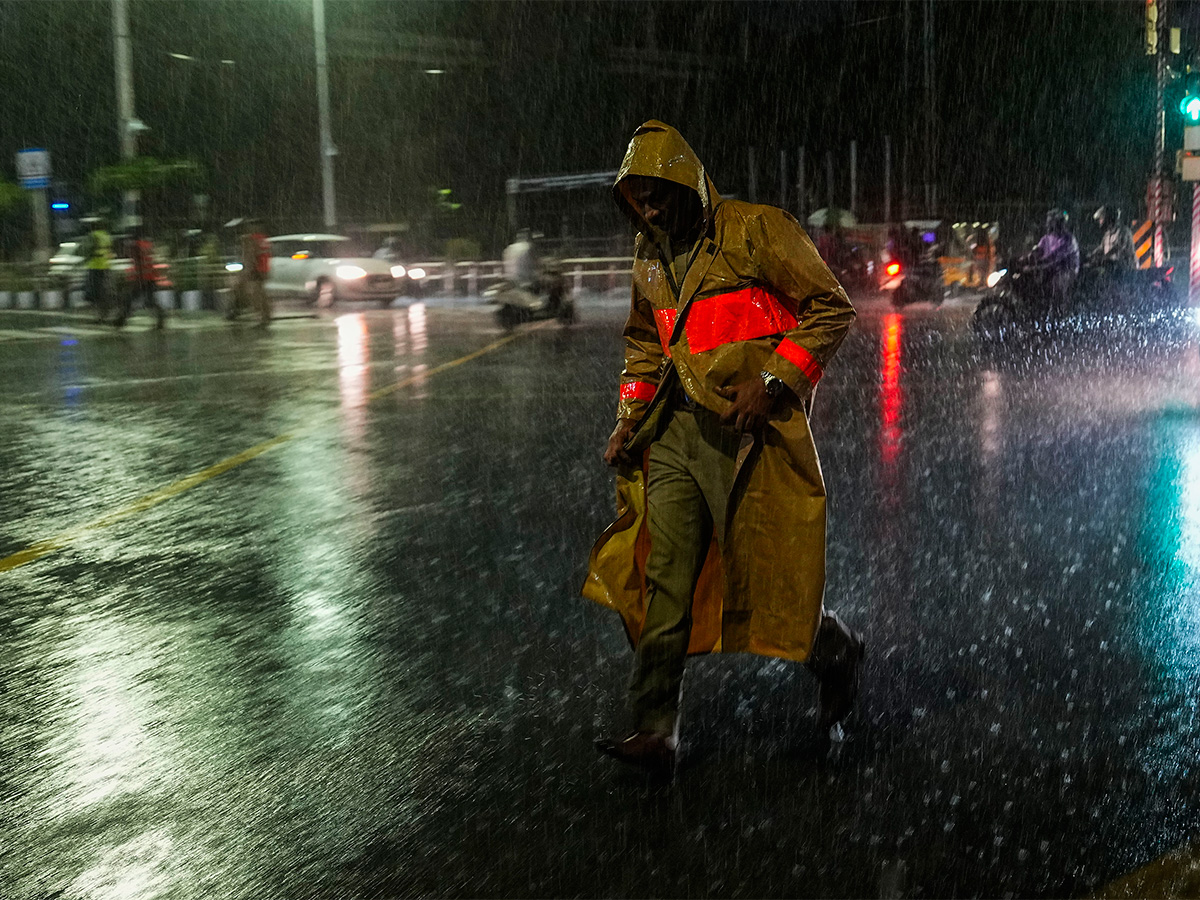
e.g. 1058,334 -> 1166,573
264,233 -> 426,307
49,237 -> 167,289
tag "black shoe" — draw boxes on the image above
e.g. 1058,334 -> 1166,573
816,635 -> 865,732
595,731 -> 676,776
806,612 -> 866,733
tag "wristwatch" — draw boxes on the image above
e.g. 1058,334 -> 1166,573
760,370 -> 786,400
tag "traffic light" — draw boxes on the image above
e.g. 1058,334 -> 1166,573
1181,69 -> 1200,122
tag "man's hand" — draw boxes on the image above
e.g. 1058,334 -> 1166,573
603,418 -> 638,467
716,378 -> 775,434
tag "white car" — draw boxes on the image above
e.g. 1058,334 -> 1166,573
49,239 -> 149,288
264,234 -> 425,307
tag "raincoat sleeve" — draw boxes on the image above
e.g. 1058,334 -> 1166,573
748,207 -> 856,401
616,282 -> 665,421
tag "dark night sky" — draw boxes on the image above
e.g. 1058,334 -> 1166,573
0,0 -> 1182,252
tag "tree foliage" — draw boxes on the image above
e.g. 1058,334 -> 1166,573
88,156 -> 204,198
0,180 -> 23,217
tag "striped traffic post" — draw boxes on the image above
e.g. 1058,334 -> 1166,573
1153,176 -> 1166,267
1192,183 -> 1200,306
1183,126 -> 1200,302
1134,220 -> 1154,269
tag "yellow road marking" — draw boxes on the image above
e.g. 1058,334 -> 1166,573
0,325 -> 533,574
0,434 -> 292,573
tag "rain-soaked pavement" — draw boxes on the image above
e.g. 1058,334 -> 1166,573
3,294 -> 1200,899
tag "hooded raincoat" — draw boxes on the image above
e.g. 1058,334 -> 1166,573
582,121 -> 856,663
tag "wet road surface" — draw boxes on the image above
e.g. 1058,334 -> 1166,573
3,296 -> 1200,898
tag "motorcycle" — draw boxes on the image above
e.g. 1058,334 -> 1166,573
887,256 -> 944,307
485,268 -> 576,331
972,259 -> 1182,342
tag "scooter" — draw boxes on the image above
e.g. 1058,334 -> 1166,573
972,259 -> 1182,343
970,263 -> 1035,342
891,257 -> 944,307
486,271 -> 576,331
881,253 -> 943,307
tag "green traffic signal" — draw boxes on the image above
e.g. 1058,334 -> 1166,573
1183,69 -> 1200,123
1183,94 -> 1200,123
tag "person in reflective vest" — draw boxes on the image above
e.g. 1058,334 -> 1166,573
82,219 -> 113,322
585,121 -> 864,776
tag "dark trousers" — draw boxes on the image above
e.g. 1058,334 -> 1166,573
117,279 -> 164,328
630,399 -> 739,735
629,395 -> 859,736
228,272 -> 271,324
86,269 -> 110,320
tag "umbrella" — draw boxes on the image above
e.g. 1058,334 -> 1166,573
806,207 -> 857,229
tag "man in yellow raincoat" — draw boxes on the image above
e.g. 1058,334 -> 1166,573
584,121 -> 864,775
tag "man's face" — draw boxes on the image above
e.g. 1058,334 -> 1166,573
624,176 -> 700,241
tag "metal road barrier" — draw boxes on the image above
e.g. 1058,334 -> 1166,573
405,257 -> 635,298
0,257 -> 637,310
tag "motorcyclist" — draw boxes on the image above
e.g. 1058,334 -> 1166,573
1025,209 -> 1079,308
1090,206 -> 1135,270
502,228 -> 537,290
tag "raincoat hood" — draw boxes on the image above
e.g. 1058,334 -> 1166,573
614,120 -> 721,233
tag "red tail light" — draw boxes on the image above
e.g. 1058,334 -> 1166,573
885,262 -> 902,277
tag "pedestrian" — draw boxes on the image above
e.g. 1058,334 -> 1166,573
585,120 -> 865,777
226,218 -> 271,326
199,230 -> 222,310
114,229 -> 165,330
80,218 -> 113,323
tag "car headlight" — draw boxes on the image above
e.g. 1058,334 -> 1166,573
336,265 -> 366,280
390,264 -> 407,278
225,262 -> 244,272
986,269 -> 1006,288
408,267 -> 426,280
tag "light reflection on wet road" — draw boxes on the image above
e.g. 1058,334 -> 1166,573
3,299 -> 1200,898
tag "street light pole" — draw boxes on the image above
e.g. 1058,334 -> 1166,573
1155,0 -> 1168,266
922,0 -> 935,217
313,0 -> 337,229
112,0 -> 139,226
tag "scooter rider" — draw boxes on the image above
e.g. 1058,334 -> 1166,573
1025,209 -> 1080,309
1090,206 -> 1136,270
502,228 -> 537,290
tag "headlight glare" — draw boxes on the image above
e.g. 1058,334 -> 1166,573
390,265 -> 407,278
408,267 -> 426,279
336,265 -> 366,280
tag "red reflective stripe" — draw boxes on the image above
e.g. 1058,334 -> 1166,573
619,381 -> 657,402
684,286 -> 798,354
653,308 -> 677,355
776,339 -> 823,385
